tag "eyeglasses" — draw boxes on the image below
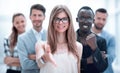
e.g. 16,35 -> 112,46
54,17 -> 69,24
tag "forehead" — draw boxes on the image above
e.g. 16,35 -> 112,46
14,15 -> 25,21
95,12 -> 108,17
56,11 -> 68,17
78,9 -> 94,17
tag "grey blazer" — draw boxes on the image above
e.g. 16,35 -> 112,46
17,29 -> 47,73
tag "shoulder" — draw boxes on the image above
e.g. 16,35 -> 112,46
76,41 -> 83,59
41,28 -> 47,33
3,36 -> 10,46
4,35 -> 10,43
18,29 -> 32,39
102,30 -> 115,39
96,34 -> 106,42
76,41 -> 83,53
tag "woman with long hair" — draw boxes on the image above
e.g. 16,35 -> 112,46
36,5 -> 83,73
4,13 -> 26,73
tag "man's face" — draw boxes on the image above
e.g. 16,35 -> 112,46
94,12 -> 107,30
30,9 -> 45,29
77,9 -> 94,33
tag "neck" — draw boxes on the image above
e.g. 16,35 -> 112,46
34,27 -> 42,32
18,30 -> 25,35
79,30 -> 91,37
57,33 -> 67,44
92,26 -> 102,34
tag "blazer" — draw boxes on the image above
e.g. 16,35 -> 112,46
17,29 -> 47,73
76,29 -> 108,73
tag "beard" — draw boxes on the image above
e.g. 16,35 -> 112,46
95,24 -> 103,30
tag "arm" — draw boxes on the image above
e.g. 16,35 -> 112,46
92,37 -> 108,72
76,42 -> 83,73
3,38 -> 20,67
35,41 -> 45,68
17,36 -> 38,69
4,56 -> 20,66
35,42 -> 57,68
107,36 -> 115,61
86,33 -> 108,72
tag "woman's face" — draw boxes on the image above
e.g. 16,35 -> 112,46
13,15 -> 26,34
53,11 -> 69,33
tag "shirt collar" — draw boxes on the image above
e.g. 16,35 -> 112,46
32,28 -> 44,41
32,28 -> 44,35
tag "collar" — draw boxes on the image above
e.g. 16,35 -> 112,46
32,28 -> 44,35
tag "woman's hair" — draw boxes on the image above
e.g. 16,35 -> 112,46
48,5 -> 79,62
9,13 -> 25,49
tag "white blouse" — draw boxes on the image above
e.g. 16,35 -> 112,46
38,52 -> 78,73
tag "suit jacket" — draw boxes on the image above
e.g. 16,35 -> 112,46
17,29 -> 47,73
76,29 -> 108,73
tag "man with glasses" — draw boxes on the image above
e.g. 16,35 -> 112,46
76,6 -> 108,73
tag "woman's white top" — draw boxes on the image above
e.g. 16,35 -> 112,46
38,52 -> 78,73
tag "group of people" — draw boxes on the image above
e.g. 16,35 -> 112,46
3,3 -> 115,73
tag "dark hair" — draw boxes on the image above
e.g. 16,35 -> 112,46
30,4 -> 46,16
10,13 -> 25,49
77,6 -> 94,17
95,8 -> 107,14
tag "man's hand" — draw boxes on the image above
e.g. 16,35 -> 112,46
100,51 -> 107,59
28,54 -> 36,60
87,56 -> 93,64
86,33 -> 97,51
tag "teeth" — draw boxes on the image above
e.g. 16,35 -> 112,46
83,25 -> 88,28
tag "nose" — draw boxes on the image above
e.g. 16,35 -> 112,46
35,16 -> 40,20
100,19 -> 104,24
59,20 -> 63,24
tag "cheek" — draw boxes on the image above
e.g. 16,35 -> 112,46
13,24 -> 18,29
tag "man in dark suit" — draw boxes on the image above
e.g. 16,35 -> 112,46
76,6 -> 108,73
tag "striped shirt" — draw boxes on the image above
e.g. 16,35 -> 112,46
4,37 -> 21,71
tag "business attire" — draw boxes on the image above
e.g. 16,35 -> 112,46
92,30 -> 115,73
17,28 -> 47,73
4,37 -> 21,73
76,29 -> 108,73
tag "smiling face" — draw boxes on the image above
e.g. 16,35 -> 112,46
77,9 -> 94,33
30,9 -> 45,31
53,11 -> 69,33
13,15 -> 26,34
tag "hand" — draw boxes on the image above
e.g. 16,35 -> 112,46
42,44 -> 57,66
87,56 -> 93,64
4,56 -> 13,65
35,41 -> 45,59
28,54 -> 36,60
100,51 -> 107,59
35,41 -> 42,51
86,33 -> 97,51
